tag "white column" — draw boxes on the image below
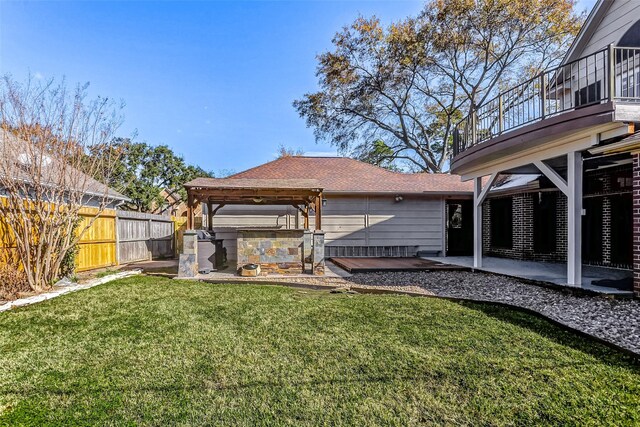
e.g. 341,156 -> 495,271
567,151 -> 583,285
474,177 -> 483,268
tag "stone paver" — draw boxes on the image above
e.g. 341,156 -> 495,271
0,270 -> 142,313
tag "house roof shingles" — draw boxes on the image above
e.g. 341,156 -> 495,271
220,156 -> 472,195
0,129 -> 128,202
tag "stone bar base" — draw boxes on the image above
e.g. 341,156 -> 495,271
237,229 -> 304,275
178,230 -> 198,278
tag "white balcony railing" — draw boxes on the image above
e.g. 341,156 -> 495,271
453,45 -> 640,156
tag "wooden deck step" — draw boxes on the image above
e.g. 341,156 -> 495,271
329,257 -> 470,273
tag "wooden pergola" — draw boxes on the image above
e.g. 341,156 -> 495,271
183,178 -> 324,231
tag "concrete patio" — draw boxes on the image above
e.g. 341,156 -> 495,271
125,259 -> 352,280
425,256 -> 634,296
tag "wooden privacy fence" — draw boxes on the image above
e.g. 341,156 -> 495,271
1,207 -> 180,272
76,207 -> 117,271
172,216 -> 188,255
116,211 -> 176,264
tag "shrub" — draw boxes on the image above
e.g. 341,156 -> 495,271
0,263 -> 30,301
58,242 -> 79,280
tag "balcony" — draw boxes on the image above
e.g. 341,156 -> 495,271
452,46 -> 640,166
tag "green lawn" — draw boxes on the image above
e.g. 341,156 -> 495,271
0,276 -> 638,426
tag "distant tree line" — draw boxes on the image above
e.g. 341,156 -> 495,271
92,139 -> 213,212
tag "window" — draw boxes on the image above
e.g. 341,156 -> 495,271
574,81 -> 601,107
448,204 -> 463,229
621,72 -> 640,98
490,198 -> 513,249
622,76 -> 631,97
612,167 -> 633,191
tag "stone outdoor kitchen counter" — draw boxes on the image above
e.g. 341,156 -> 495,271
236,229 -> 306,275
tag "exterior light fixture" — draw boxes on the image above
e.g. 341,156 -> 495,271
322,198 -> 327,207
252,197 -> 263,203
394,195 -> 404,203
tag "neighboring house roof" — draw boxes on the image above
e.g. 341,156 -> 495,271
224,156 -> 473,195
0,129 -> 129,202
490,174 -> 541,194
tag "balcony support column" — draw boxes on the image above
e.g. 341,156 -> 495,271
473,177 -> 483,268
567,151 -> 583,286
473,172 -> 499,269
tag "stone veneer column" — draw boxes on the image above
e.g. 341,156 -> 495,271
313,231 -> 325,275
303,230 -> 313,274
633,153 -> 640,297
178,230 -> 198,278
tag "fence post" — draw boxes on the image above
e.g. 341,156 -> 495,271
609,44 -> 616,101
148,218 -> 153,261
171,220 -> 176,257
114,214 -> 120,266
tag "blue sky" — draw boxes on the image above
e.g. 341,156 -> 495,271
1,0 -> 597,175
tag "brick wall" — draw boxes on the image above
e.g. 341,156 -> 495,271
482,192 -> 567,262
602,173 -> 612,265
633,153 -> 640,296
556,195 -> 568,261
481,164 -> 635,295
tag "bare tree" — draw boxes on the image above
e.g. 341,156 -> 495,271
0,75 -> 124,291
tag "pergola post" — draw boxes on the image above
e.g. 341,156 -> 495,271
567,151 -> 583,286
207,201 -> 213,231
303,204 -> 310,229
315,192 -> 323,230
187,193 -> 195,230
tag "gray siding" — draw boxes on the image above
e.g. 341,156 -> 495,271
210,205 -> 297,260
208,195 -> 445,260
581,0 -> 640,57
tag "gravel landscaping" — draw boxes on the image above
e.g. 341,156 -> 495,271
270,270 -> 640,355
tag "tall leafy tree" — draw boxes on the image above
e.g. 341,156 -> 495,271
294,0 -> 583,172
95,139 -> 212,212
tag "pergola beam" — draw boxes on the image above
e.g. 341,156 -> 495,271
184,183 -> 323,231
